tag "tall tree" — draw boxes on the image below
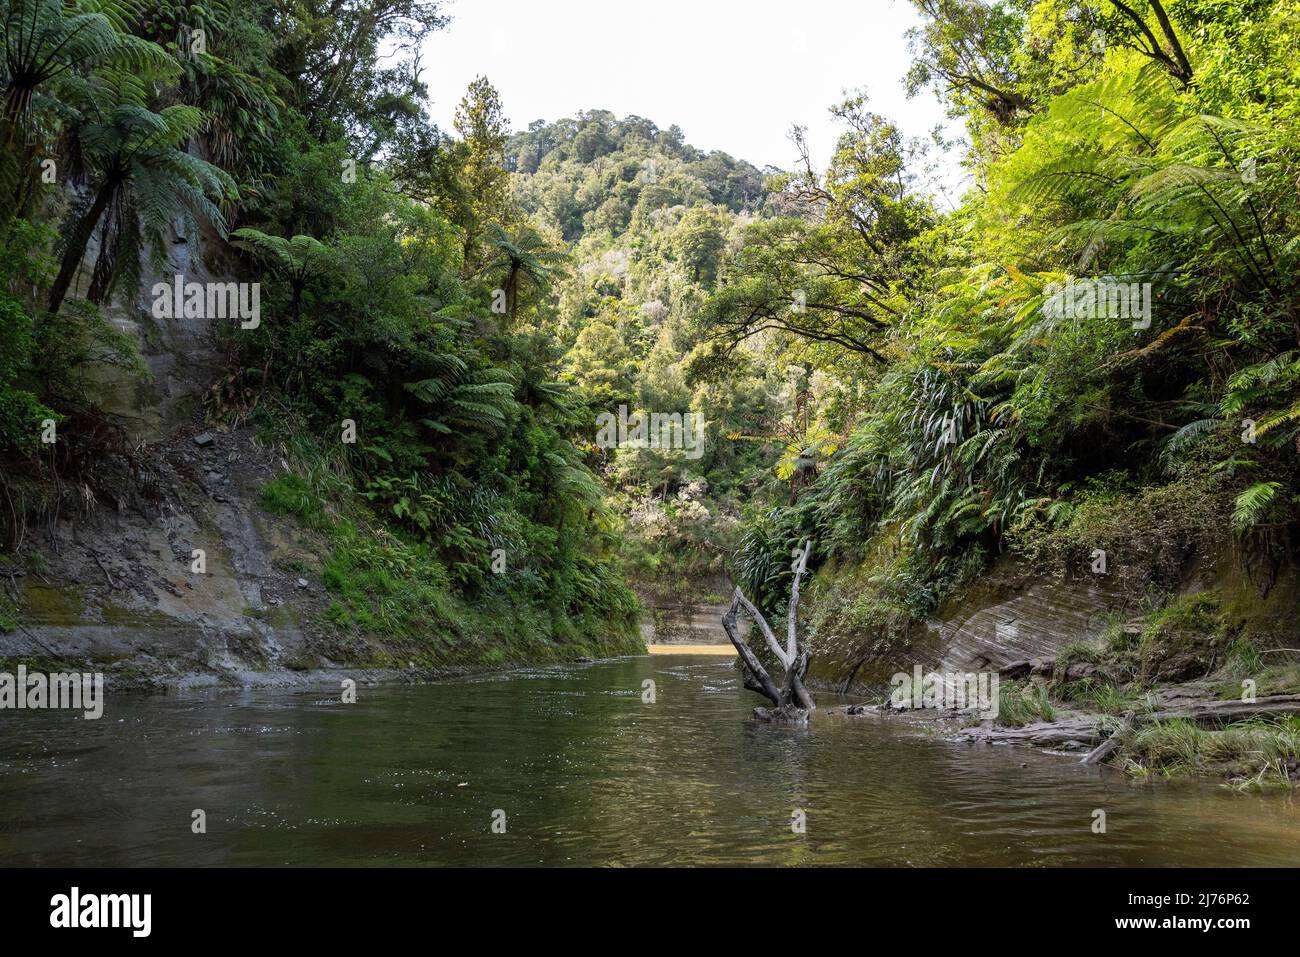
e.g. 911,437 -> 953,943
453,74 -> 511,270
48,95 -> 235,312
0,0 -> 171,220
701,96 -> 933,364
905,0 -> 1036,125
480,222 -> 565,323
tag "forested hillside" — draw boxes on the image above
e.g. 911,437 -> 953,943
0,0 -> 646,669
503,0 -> 1300,742
2,0 -> 1299,733
698,0 -> 1300,692
501,112 -> 803,603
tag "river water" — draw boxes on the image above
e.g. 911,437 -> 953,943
1,654 -> 1297,866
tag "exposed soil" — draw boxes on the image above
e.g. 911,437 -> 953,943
1,420 -> 481,690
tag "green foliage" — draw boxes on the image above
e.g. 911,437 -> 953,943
261,460 -> 640,663
7,0 -> 1300,681
260,474 -> 321,520
231,229 -> 327,278
703,95 -> 933,364
1120,715 -> 1300,787
1060,678 -> 1134,716
1222,637 -> 1263,679
1,5 -> 641,664
234,187 -> 637,625
508,111 -> 767,241
479,222 -> 567,321
686,1 -> 1300,698
1126,592 -> 1227,684
0,285 -> 49,453
732,510 -> 799,611
996,681 -> 1055,727
507,114 -> 817,599
1146,592 -> 1222,636
48,93 -> 238,311
1232,481 -> 1282,531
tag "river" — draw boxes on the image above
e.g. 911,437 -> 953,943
1,654 -> 1297,866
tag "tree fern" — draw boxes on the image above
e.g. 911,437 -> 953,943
1232,481 -> 1281,532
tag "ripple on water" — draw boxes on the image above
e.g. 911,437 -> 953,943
0,655 -> 1297,865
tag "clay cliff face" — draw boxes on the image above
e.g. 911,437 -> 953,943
803,547 -> 1300,696
805,562 -> 1135,694
8,426 -> 408,689
7,215 -> 409,687
79,216 -> 233,442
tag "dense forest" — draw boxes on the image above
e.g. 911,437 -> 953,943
2,0 -> 1299,756
515,0 -> 1300,677
0,0 -> 650,658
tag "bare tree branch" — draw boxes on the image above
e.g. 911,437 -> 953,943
721,541 -> 818,723
787,539 -> 811,663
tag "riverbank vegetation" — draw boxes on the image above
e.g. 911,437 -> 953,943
0,0 -> 640,663
709,1 -> 1300,654
1118,715 -> 1300,788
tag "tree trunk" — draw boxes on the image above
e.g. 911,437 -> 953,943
47,177 -> 119,314
505,262 -> 520,321
721,539 -> 816,724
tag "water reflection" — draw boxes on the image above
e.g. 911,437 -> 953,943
0,655 -> 1296,866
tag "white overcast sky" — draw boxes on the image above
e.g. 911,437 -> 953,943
420,0 -> 959,175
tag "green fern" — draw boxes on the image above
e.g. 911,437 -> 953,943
1232,482 -> 1281,532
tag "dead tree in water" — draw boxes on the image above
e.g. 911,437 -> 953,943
721,539 -> 816,724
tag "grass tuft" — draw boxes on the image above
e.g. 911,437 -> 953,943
996,680 -> 1055,727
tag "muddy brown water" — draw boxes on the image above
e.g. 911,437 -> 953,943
0,654 -> 1297,866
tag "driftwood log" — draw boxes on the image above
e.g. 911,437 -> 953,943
954,694 -> 1300,756
1080,711 -> 1135,765
1148,694 -> 1300,724
721,539 -> 816,724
